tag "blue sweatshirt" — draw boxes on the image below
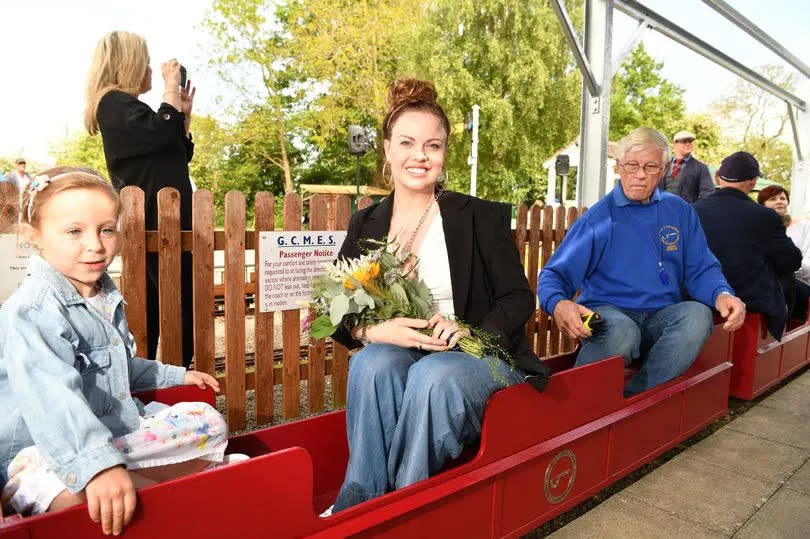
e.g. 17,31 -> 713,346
538,184 -> 733,314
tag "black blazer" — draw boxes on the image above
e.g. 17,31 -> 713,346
333,191 -> 550,385
97,90 -> 194,229
662,156 -> 714,203
694,188 -> 802,339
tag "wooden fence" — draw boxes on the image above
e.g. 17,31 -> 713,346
0,182 -> 585,431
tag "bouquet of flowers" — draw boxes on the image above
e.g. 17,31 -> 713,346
306,239 -> 515,381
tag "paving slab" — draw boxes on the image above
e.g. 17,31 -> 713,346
624,456 -> 777,535
757,381 -> 810,418
789,370 -> 810,387
735,487 -> 810,539
680,427 -> 808,483
548,493 -> 724,539
725,405 -> 810,450
784,459 -> 810,495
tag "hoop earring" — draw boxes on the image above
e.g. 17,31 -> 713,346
381,161 -> 393,186
437,168 -> 449,186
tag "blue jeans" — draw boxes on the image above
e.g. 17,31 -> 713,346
576,301 -> 712,395
332,344 -> 524,512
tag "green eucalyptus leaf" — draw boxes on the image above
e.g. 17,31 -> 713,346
329,294 -> 351,325
310,315 -> 338,339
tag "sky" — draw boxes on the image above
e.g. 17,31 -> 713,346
1,0 -> 809,166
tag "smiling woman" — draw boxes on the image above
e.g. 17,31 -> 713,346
323,77 -> 551,515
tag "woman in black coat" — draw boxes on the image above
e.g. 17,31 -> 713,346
84,31 -> 195,366
327,78 -> 549,515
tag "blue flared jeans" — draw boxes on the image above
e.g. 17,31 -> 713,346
332,344 -> 524,512
576,301 -> 713,395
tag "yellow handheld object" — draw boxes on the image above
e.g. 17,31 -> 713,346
580,311 -> 604,333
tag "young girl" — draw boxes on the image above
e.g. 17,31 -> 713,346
0,168 -> 235,536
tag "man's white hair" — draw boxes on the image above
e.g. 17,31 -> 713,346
616,127 -> 670,167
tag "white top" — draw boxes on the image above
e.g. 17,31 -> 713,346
85,290 -> 113,322
416,213 -> 455,316
788,219 -> 810,285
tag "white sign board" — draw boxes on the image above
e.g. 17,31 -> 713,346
0,234 -> 31,303
258,231 -> 347,313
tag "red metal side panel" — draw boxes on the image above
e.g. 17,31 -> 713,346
15,448 -> 321,538
608,396 -> 682,477
350,482 -> 497,539
682,369 -> 731,437
750,346 -> 782,398
730,314 -> 764,399
498,428 -> 610,537
779,330 -> 810,378
477,357 -> 626,465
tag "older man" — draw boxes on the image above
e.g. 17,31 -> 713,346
694,152 -> 801,340
538,127 -> 745,395
4,158 -> 31,190
660,130 -> 714,203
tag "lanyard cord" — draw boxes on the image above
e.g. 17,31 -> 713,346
621,202 -> 670,285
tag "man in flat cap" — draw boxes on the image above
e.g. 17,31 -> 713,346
660,130 -> 714,203
4,158 -> 31,191
695,151 -> 801,340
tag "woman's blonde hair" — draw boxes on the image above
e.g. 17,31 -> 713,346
22,167 -> 120,229
84,31 -> 150,134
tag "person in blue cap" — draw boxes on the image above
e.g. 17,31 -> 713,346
538,127 -> 746,395
694,151 -> 801,340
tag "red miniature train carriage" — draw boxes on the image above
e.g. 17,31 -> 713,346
1,320 -> 734,538
728,312 -> 810,400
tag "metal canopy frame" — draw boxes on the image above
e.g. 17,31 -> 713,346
551,0 -> 809,212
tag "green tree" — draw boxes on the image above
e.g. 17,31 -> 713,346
397,0 -> 583,203
285,0 -> 422,145
709,64 -> 797,186
50,132 -> 108,176
202,0 -> 300,193
610,44 -> 686,141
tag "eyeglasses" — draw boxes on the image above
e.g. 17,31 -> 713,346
618,162 -> 663,174
676,139 -> 695,144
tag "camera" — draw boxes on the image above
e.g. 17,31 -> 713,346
179,65 -> 187,88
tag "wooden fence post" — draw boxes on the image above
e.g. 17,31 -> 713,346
0,183 -> 18,233
120,187 -> 148,355
157,188 -> 183,365
192,190 -> 215,376
254,192 -> 275,426
307,195 -> 328,414
331,195 -> 352,408
225,191 -> 247,430
282,193 -> 303,420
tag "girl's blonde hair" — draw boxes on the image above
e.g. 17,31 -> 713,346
84,31 -> 150,134
22,167 -> 120,229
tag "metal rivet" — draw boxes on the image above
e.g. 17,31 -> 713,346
111,338 -> 120,346
66,473 -> 77,485
163,113 -> 171,120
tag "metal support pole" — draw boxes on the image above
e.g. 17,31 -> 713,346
576,0 -> 613,208
615,0 -> 806,111
469,104 -> 480,197
702,0 -> 810,79
355,155 -> 361,197
788,102 -> 804,162
792,80 -> 810,219
550,0 -> 601,96
612,18 -> 649,76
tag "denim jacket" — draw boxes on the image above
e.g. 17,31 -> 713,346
0,255 -> 186,493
